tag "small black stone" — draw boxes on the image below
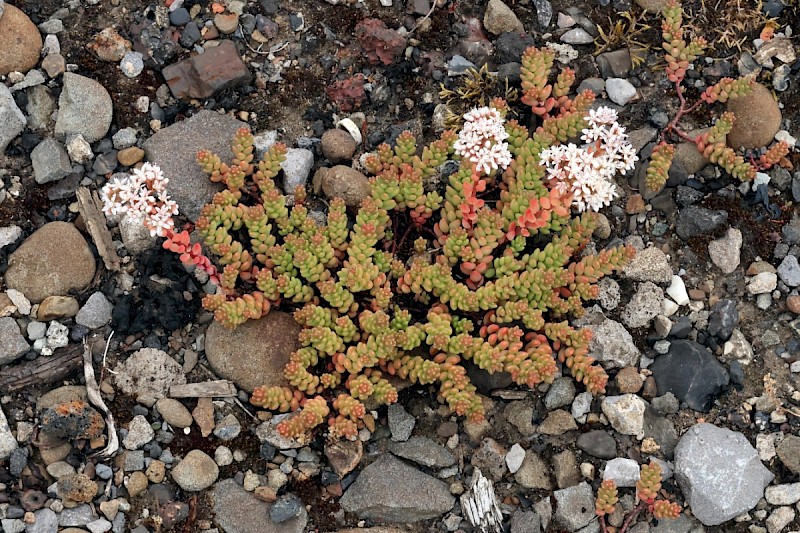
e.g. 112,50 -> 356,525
708,299 -> 738,341
269,495 -> 302,523
169,7 -> 191,26
650,340 -> 730,412
179,22 -> 201,48
260,442 -> 277,461
576,430 -> 616,459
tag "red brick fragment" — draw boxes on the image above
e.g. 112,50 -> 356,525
162,40 -> 251,100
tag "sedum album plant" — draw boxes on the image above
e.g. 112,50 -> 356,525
595,461 -> 682,532
644,0 -> 789,193
108,45 -> 637,443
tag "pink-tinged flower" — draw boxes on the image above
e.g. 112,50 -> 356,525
454,106 -> 513,175
540,106 -> 638,212
100,162 -> 180,237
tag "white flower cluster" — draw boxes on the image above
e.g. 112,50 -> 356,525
100,162 -> 178,237
540,106 -> 638,212
454,106 -> 513,175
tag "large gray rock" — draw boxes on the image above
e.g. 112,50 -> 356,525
5,222 -> 96,303
210,479 -> 307,533
674,423 -> 773,526
340,454 -> 454,522
0,83 -> 25,154
588,319 -> 641,369
143,110 -> 248,220
205,311 -> 301,393
0,317 -> 30,366
55,73 -> 113,143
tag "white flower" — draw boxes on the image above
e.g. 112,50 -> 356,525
100,162 -> 179,236
454,106 -> 513,175
541,106 -> 638,212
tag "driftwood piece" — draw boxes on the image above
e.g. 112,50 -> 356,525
0,344 -> 83,393
76,187 -> 121,272
170,380 -> 237,398
461,468 -> 504,533
83,338 -> 119,459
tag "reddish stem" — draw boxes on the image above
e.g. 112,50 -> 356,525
619,502 -> 647,533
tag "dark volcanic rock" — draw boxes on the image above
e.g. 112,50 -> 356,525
708,299 -> 738,341
649,340 -> 730,412
675,206 -> 728,240
576,430 -> 616,459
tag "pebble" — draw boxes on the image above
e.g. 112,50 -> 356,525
777,255 -> 800,287
560,27 -> 594,44
76,292 -> 113,329
281,148 -> 314,195
214,12 -> 240,34
5,222 -> 96,303
748,272 -> 778,294
215,446 -> 234,466
123,415 -> 155,450
41,54 -> 66,78
125,471 -> 148,497
155,398 -> 193,428
505,444 -> 526,474
603,458 -> 640,487
0,317 -> 29,366
120,52 -> 144,78
553,482 -> 595,531
66,134 -> 94,164
708,228 -> 743,274
117,147 -> 145,167
605,78 -> 637,106
269,495 -> 303,523
87,28 -> 131,62
314,165 -> 372,207
765,483 -> 800,505
621,281 -> 663,328
601,394 -> 646,438
31,138 -> 72,184
171,450 -> 219,491
388,404 -> 415,442
321,129 -> 357,163
483,0 -> 524,35
213,414 -> 241,440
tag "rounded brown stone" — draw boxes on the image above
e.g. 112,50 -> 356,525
0,5 -> 43,75
786,295 -> 800,314
5,222 -> 96,303
205,311 -> 302,393
321,129 -> 357,163
615,367 -> 644,394
318,165 -> 371,207
38,295 -> 80,321
726,82 -> 782,149
117,147 -> 145,167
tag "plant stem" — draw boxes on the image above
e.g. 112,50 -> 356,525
619,502 -> 646,533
